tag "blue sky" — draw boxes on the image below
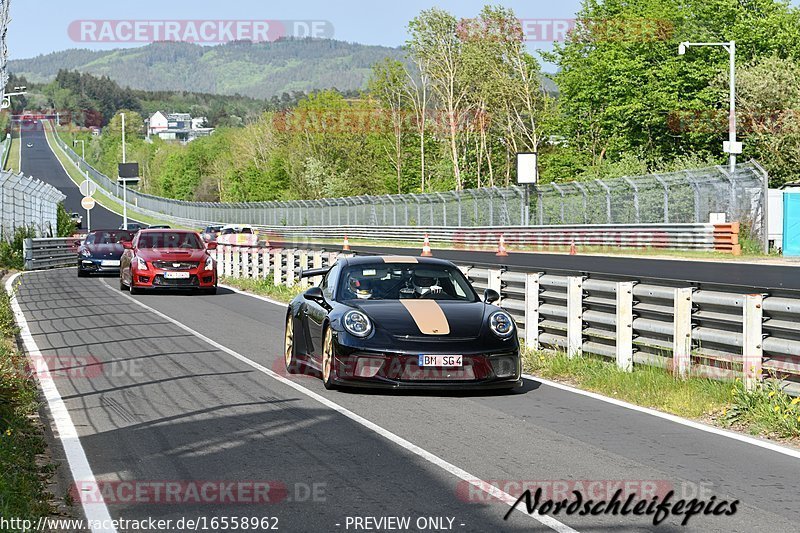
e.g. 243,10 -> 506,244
7,0 -> 583,59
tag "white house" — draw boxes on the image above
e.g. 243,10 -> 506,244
146,111 -> 168,136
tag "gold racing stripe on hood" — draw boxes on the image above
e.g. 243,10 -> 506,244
381,256 -> 418,263
400,300 -> 450,335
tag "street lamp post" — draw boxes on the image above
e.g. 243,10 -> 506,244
678,41 -> 740,173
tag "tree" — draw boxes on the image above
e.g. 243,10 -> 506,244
408,8 -> 469,190
369,59 -> 408,193
730,55 -> 800,186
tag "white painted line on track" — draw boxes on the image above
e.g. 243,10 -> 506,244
7,273 -> 118,533
100,279 -> 578,533
218,280 -> 800,460
522,373 -> 800,460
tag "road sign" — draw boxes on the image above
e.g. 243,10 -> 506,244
516,152 -> 538,184
79,180 -> 97,197
118,162 -> 140,181
81,196 -> 96,210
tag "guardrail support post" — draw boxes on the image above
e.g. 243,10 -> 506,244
23,238 -> 33,270
615,282 -> 634,372
743,293 -> 764,391
261,248 -> 269,279
286,250 -> 296,287
273,249 -> 282,286
313,251 -> 323,270
328,252 -> 339,266
567,276 -> 584,358
242,247 -> 250,278
232,247 -> 241,278
673,287 -> 693,378
299,251 -> 309,289
488,269 -> 502,304
524,273 -> 540,349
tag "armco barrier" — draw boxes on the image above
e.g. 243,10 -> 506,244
215,244 -> 800,395
23,237 -> 82,270
256,224 -> 742,254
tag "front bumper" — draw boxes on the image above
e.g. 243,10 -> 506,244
78,258 -> 121,273
132,267 -> 217,289
329,339 -> 522,390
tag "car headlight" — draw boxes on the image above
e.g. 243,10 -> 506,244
136,257 -> 148,270
204,256 -> 214,271
489,311 -> 515,338
343,310 -> 372,338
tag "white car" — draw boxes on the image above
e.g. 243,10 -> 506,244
70,212 -> 83,229
217,225 -> 257,245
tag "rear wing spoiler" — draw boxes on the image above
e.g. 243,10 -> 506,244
299,267 -> 331,279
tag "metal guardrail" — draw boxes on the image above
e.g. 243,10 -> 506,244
23,237 -> 81,270
50,121 -> 766,247
255,223 -> 743,254
0,133 -> 10,170
215,244 -> 800,395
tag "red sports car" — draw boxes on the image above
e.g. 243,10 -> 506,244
119,229 -> 218,295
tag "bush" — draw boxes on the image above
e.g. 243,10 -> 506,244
56,203 -> 76,237
0,227 -> 37,270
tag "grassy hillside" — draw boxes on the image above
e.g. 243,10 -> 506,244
10,39 -> 406,98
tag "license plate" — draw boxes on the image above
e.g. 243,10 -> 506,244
100,260 -> 120,267
418,355 -> 463,367
164,271 -> 190,279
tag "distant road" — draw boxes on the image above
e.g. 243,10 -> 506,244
271,241 -> 800,292
19,120 -> 123,230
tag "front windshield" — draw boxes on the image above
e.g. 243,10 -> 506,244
136,232 -> 203,249
85,231 -> 133,244
338,263 -> 477,302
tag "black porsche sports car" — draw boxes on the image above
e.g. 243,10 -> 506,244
77,229 -> 134,276
283,255 -> 521,390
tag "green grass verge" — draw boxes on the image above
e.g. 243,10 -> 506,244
523,349 -> 800,443
0,282 -> 54,523
43,125 -> 185,229
5,133 -> 21,173
220,276 -> 303,303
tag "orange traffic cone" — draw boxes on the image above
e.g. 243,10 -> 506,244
343,235 -> 351,251
496,234 -> 509,257
569,240 -> 577,256
421,234 -> 433,257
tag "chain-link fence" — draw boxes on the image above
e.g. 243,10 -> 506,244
0,169 -> 65,239
53,124 -> 767,243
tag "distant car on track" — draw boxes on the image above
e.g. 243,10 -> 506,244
70,212 -> 83,228
284,255 -> 521,390
201,224 -> 224,243
119,222 -> 148,232
148,224 -> 171,229
77,229 -> 134,277
217,224 -> 257,245
119,229 -> 218,295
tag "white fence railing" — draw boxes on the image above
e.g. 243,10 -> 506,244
215,243 -> 800,395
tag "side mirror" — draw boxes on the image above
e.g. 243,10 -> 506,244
483,288 -> 500,304
206,241 -> 218,250
303,286 -> 326,305
122,241 -> 133,250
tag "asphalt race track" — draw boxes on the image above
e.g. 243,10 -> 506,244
271,242 -> 800,293
12,268 -> 800,532
19,121 -> 125,231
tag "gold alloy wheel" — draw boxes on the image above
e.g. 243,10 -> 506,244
322,327 -> 335,388
284,315 -> 294,369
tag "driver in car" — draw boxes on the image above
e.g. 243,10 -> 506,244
413,273 -> 443,297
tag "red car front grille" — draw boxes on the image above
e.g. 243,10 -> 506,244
152,261 -> 199,270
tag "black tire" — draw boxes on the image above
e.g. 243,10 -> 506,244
202,286 -> 217,296
130,283 -> 142,295
77,268 -> 88,278
284,314 -> 301,374
321,326 -> 336,390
